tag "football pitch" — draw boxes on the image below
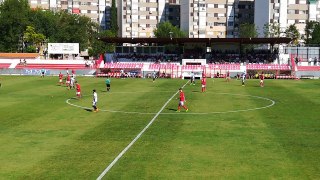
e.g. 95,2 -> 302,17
0,75 -> 319,179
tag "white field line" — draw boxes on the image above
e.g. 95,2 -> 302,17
66,93 -> 275,115
96,81 -> 189,180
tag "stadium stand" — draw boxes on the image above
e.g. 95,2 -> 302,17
208,63 -> 241,70
297,66 -> 320,71
246,64 -> 291,70
148,63 -> 177,70
103,62 -> 144,69
0,63 -> 11,68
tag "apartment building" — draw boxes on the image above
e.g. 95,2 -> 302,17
118,0 -> 180,38
28,0 -> 111,29
255,0 -> 320,38
181,0 -> 254,38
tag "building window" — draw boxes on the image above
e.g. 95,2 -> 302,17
288,9 -> 295,14
238,5 -> 245,9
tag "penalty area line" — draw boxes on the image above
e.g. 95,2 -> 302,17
96,81 -> 189,180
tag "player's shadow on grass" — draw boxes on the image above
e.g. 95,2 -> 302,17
192,90 -> 200,92
167,108 -> 176,111
84,108 -> 93,112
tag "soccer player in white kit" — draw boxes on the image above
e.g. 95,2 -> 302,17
92,89 -> 98,112
241,71 -> 246,86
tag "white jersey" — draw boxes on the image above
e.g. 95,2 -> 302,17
241,73 -> 246,80
93,92 -> 98,103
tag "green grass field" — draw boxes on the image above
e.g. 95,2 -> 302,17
0,75 -> 319,179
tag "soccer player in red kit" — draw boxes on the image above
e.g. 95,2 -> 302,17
58,72 -> 63,85
259,72 -> 265,87
75,81 -> 81,98
66,73 -> 70,88
177,88 -> 188,112
201,77 -> 206,92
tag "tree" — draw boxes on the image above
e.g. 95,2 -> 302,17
0,0 -> 105,56
239,23 -> 258,38
23,26 -> 46,52
110,0 -> 118,35
88,30 -> 116,58
52,11 -> 97,51
309,23 -> 320,45
263,22 -> 281,38
285,24 -> 300,45
154,21 -> 187,38
0,0 -> 30,52
239,23 -> 258,52
304,21 -> 320,44
29,9 -> 58,42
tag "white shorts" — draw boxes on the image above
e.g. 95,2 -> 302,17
260,80 -> 263,83
179,101 -> 184,106
59,79 -> 62,82
202,85 -> 206,88
66,80 -> 70,84
92,101 -> 97,106
76,92 -> 81,95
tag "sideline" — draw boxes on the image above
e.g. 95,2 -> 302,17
96,81 -> 190,180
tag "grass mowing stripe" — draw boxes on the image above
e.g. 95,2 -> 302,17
1,77 -> 319,179
97,80 -> 189,179
259,80 -> 320,178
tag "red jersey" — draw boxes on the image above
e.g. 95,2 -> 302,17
227,71 -> 230,77
76,84 -> 81,92
59,73 -> 63,79
179,91 -> 186,101
260,74 -> 264,80
67,75 -> 70,81
201,78 -> 206,85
